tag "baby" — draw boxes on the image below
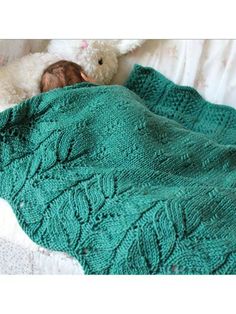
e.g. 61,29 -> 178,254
40,60 -> 95,93
0,58 -> 95,112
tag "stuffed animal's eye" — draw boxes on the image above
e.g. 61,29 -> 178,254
98,58 -> 103,65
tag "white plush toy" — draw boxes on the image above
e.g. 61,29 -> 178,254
48,39 -> 145,84
0,52 -> 60,111
0,39 -> 145,111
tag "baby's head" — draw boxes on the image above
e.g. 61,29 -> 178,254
40,60 -> 94,93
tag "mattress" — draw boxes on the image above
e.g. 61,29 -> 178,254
1,39 -> 236,274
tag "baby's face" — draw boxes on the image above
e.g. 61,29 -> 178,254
40,60 -> 93,93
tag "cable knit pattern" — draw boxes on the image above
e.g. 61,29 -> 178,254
1,64 -> 236,274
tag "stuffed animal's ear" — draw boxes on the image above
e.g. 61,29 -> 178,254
110,39 -> 145,56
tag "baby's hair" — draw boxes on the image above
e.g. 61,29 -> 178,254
40,60 -> 85,93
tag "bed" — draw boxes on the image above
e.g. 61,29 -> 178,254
1,39 -> 236,274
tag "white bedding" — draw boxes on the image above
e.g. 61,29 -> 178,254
1,39 -> 236,274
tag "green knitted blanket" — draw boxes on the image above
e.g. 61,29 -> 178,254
1,64 -> 236,274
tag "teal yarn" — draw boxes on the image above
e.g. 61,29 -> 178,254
1,64 -> 236,274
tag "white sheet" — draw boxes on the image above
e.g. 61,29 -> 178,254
1,39 -> 236,274
112,40 -> 236,108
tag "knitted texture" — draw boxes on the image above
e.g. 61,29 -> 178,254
1,64 -> 236,274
